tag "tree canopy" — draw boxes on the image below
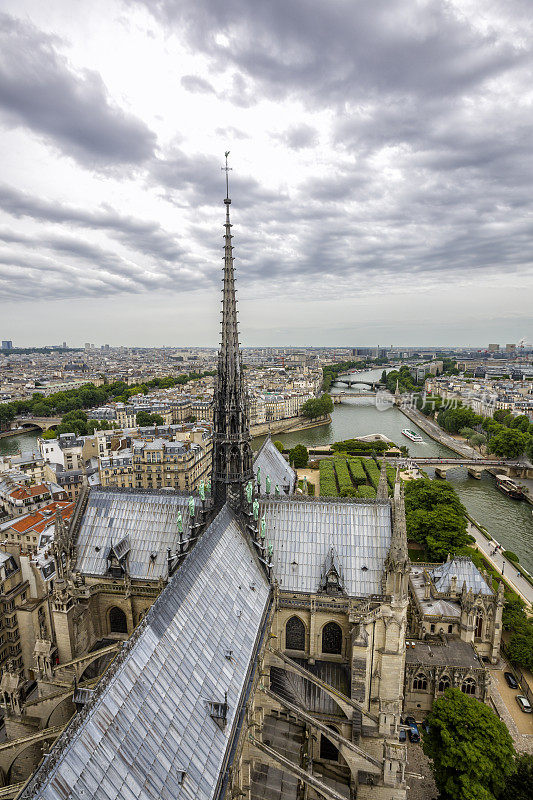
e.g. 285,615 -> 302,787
300,394 -> 333,419
289,444 -> 308,468
136,411 -> 165,427
404,479 -> 473,561
489,429 -> 528,458
499,754 -> 533,800
423,688 -> 516,800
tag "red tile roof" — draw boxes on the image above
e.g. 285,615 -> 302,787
10,484 -> 50,500
9,502 -> 75,535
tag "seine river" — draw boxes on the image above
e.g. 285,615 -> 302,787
0,431 -> 41,457
254,368 -> 533,573
2,375 -> 532,572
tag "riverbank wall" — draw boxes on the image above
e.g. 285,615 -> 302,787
0,428 -> 33,439
250,415 -> 331,438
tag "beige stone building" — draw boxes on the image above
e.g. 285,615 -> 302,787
0,552 -> 27,676
99,431 -> 212,492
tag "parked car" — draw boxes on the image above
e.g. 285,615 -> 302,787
404,716 -> 420,743
516,695 -> 532,713
504,672 -> 519,690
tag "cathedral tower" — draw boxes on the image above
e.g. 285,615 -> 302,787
211,153 -> 254,511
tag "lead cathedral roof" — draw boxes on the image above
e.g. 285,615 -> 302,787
22,506 -> 271,800
261,497 -> 392,597
253,437 -> 297,494
75,488 -> 192,579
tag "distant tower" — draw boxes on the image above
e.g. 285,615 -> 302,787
394,378 -> 401,406
211,154 -> 254,511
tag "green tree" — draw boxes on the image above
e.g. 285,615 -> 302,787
502,597 -> 528,632
62,410 -> 88,423
273,440 -> 284,453
500,754 -> 533,800
524,436 -> 533,463
459,427 -> 474,438
289,444 -> 308,468
301,394 -> 333,419
489,429 -> 528,458
136,411 -> 164,427
319,393 -> 333,415
507,633 -> 533,670
0,404 -> 16,428
32,402 -> 52,417
510,415 -> 531,433
469,432 -> 487,451
423,688 -> 516,800
493,409 -> 508,422
404,479 -> 473,560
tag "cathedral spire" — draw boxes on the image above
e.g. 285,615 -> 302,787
211,153 -> 254,511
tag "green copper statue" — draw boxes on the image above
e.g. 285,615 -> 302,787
265,474 -> 271,494
246,480 -> 253,504
275,484 -> 280,497
188,496 -> 195,517
260,516 -> 266,539
177,511 -> 183,534
253,499 -> 259,521
206,477 -> 211,495
199,481 -> 205,501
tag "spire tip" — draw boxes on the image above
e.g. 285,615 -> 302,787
222,151 -> 232,201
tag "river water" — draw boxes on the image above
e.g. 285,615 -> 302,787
0,431 -> 41,457
254,368 -> 533,573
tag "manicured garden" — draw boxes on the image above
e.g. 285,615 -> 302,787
318,456 -> 393,499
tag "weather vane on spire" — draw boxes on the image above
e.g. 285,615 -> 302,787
222,151 -> 232,200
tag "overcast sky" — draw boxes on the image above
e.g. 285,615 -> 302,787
0,0 -> 532,348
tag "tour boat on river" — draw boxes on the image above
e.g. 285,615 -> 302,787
401,428 -> 424,443
495,475 -> 524,500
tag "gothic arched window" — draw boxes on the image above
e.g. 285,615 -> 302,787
322,622 -> 342,655
230,447 -> 240,476
475,613 -> 483,639
285,616 -> 305,651
320,727 -> 339,761
109,606 -> 128,634
461,678 -> 476,695
438,677 -> 450,693
413,673 -> 427,691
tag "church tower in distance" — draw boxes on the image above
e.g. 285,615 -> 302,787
211,153 -> 254,511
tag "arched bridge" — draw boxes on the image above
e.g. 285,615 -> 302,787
386,457 -> 526,479
13,416 -> 62,432
334,379 -> 385,391
332,392 -> 381,403
388,457 -> 521,468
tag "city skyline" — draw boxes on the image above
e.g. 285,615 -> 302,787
1,1 -> 532,346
